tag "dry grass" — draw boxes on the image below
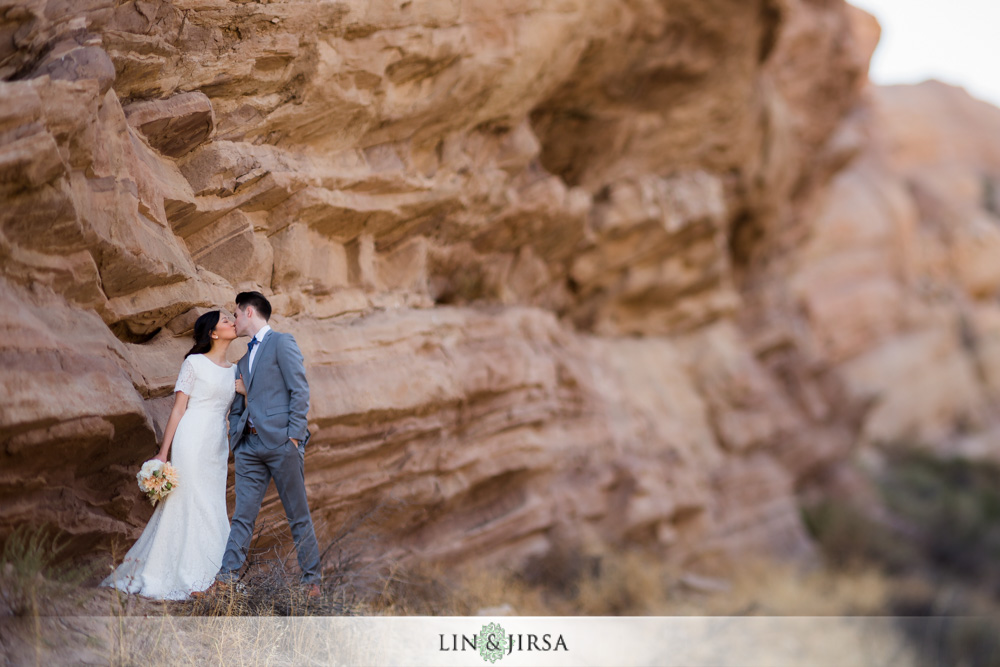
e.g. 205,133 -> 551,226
0,529 -> 922,665
9,451 -> 1000,664
0,525 -> 104,664
177,505 -> 391,618
362,545 -> 893,618
0,524 -> 93,617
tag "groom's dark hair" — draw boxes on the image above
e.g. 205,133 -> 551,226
236,291 -> 272,321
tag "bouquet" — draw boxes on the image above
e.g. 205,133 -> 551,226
136,459 -> 179,506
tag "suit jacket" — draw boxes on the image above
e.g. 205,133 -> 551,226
228,329 -> 310,450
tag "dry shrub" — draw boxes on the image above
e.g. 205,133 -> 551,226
573,548 -> 678,615
805,451 -> 1000,586
0,524 -> 86,617
1,525 -> 102,665
803,451 -> 1000,667
363,542 -> 895,618
891,577 -> 1000,667
185,504 -> 391,617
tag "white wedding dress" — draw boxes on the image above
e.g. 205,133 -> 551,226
101,354 -> 235,600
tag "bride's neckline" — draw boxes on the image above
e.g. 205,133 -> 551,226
198,354 -> 233,369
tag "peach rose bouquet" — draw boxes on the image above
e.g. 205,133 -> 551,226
136,459 -> 179,506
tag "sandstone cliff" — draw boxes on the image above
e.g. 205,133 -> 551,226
2,0 -> 998,570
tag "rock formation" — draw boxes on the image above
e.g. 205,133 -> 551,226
2,0 -> 999,570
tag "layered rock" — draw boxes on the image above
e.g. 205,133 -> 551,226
1,0 -> 995,572
787,83 -> 1000,452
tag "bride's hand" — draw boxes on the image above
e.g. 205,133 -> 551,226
153,453 -> 168,464
235,374 -> 246,396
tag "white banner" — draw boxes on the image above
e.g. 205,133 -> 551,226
28,615 -> 932,666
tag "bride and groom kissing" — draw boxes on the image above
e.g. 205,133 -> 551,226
102,291 -> 322,600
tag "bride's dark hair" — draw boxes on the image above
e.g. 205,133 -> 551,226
185,311 -> 221,358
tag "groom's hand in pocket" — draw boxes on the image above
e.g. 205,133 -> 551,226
289,438 -> 299,447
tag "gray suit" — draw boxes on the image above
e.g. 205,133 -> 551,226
217,329 -> 321,584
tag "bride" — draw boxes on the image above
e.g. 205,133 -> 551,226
102,311 -> 244,600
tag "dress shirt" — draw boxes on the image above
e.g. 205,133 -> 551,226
248,325 -> 271,375
246,325 -> 271,429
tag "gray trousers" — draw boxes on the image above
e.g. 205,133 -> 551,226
217,431 -> 321,584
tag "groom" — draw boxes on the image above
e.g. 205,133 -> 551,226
202,291 -> 321,596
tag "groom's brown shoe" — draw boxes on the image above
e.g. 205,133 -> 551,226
192,580 -> 231,599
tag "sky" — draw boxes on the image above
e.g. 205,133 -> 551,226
849,0 -> 1000,109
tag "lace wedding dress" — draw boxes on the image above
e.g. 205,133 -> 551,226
101,354 -> 235,600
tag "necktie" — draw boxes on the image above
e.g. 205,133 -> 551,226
245,337 -> 259,429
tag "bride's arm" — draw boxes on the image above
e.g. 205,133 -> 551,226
153,391 -> 189,463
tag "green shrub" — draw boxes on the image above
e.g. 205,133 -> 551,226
879,452 -> 1000,584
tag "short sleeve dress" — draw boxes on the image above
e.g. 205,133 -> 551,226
101,354 -> 236,599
